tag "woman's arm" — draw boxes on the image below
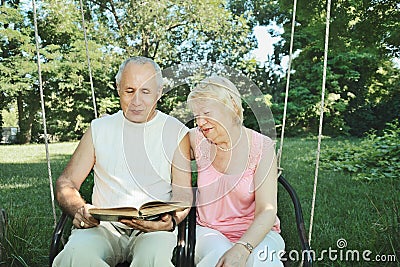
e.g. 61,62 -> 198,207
170,133 -> 193,224
239,140 -> 278,246
216,140 -> 278,266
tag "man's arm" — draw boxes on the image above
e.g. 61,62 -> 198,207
55,127 -> 98,228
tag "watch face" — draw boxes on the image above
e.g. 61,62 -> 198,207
236,241 -> 253,253
245,243 -> 253,252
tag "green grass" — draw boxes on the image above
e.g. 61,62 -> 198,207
0,138 -> 399,266
278,137 -> 399,266
0,142 -> 78,267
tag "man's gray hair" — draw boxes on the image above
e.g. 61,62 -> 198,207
115,56 -> 163,89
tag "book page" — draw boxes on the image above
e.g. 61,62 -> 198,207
89,201 -> 190,221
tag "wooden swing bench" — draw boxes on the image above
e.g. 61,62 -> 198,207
49,175 -> 312,267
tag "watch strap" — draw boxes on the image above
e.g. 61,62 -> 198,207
235,240 -> 254,253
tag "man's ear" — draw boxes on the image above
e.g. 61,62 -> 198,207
117,86 -> 121,96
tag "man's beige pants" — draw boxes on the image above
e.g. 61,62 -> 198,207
52,222 -> 177,267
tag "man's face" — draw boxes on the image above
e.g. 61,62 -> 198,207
118,62 -> 161,123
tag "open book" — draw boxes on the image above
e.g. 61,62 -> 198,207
89,201 -> 190,221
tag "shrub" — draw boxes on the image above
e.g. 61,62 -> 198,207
321,120 -> 400,181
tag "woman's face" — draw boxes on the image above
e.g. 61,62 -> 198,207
191,99 -> 237,143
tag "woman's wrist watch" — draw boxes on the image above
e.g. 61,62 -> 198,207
235,241 -> 254,253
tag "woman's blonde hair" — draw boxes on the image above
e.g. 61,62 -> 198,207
187,76 -> 244,124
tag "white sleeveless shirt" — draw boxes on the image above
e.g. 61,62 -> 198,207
91,110 -> 188,209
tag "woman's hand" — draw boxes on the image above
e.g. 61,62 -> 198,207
215,244 -> 250,267
119,213 -> 174,232
72,203 -> 99,229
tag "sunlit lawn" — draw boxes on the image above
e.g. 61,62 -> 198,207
0,142 -> 77,267
0,138 -> 398,266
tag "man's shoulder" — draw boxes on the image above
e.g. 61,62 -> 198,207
90,111 -> 123,137
92,111 -> 122,125
158,111 -> 188,129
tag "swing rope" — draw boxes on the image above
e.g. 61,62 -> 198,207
32,0 -> 98,228
277,0 -> 298,172
32,0 -> 57,228
79,0 -> 98,119
308,0 -> 332,245
276,0 -> 332,248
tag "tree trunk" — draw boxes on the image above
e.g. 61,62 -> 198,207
16,93 -> 32,144
0,94 -> 3,142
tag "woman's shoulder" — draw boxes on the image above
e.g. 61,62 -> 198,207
189,127 -> 207,148
246,128 -> 274,146
244,128 -> 276,173
246,128 -> 276,160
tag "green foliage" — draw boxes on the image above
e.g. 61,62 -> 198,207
1,0 -> 268,142
274,0 -> 400,137
1,0 -> 400,142
1,102 -> 18,127
321,121 -> 400,181
0,2 -> 38,143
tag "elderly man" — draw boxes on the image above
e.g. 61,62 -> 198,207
53,56 -> 192,267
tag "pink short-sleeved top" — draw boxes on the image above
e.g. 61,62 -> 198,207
195,128 -> 281,242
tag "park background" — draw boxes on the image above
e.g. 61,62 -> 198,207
0,0 -> 399,266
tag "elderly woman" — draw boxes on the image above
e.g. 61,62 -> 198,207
187,76 -> 285,267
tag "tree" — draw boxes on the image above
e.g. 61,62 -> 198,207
6,0 -> 117,142
0,1 -> 38,143
81,0 -> 265,126
273,0 -> 400,136
23,0 -> 267,142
